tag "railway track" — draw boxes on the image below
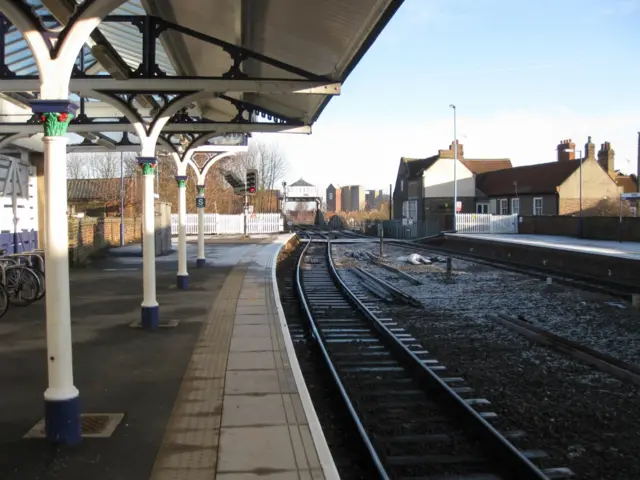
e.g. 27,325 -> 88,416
296,238 -> 573,479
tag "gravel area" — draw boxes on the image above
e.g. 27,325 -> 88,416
332,242 -> 640,480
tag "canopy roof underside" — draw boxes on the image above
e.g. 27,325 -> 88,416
0,0 -> 403,151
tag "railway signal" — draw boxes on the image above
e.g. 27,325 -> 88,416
246,168 -> 258,195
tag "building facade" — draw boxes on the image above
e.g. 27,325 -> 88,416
349,185 -> 365,212
325,184 -> 341,212
340,186 -> 351,212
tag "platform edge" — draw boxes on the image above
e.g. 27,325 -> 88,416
270,233 -> 340,480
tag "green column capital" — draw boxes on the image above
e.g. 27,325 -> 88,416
40,112 -> 74,137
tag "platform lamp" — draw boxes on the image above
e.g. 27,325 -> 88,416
563,146 -> 583,237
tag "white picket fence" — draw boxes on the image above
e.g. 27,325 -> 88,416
455,214 -> 519,234
171,213 -> 284,235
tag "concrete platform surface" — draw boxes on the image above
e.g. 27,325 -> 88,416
449,233 -> 640,259
0,236 -> 336,480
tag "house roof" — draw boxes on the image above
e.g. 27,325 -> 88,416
476,160 -> 581,196
461,158 -> 512,174
401,156 -> 439,179
290,178 -> 314,187
616,174 -> 639,193
68,178 -> 137,202
401,155 -> 512,180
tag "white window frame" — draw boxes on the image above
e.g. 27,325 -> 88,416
402,200 -> 418,225
499,198 -> 509,215
511,197 -> 520,215
533,197 -> 543,216
476,203 -> 489,214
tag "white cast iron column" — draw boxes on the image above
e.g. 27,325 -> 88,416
138,157 -> 159,328
32,104 -> 81,444
196,184 -> 206,268
176,175 -> 188,288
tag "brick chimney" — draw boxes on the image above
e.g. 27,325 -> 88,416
597,141 -> 615,178
556,139 -> 576,161
438,140 -> 464,159
585,136 -> 596,160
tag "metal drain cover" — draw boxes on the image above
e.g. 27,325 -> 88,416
129,319 -> 180,328
24,413 -> 124,439
82,414 -> 111,435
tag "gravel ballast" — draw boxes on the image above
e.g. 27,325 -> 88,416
332,242 -> 640,480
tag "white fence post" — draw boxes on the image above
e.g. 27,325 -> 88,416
171,213 -> 284,235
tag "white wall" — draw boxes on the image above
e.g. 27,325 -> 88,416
422,158 -> 475,197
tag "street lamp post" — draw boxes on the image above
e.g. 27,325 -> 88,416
449,104 -> 458,231
119,151 -> 125,247
563,147 -> 583,236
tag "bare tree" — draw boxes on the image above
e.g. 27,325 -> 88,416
231,139 -> 289,190
67,154 -> 86,179
66,151 -> 139,179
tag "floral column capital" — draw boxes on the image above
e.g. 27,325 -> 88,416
175,175 -> 188,188
29,99 -> 78,138
137,157 -> 157,176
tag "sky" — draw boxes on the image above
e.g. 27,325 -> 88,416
256,0 -> 640,194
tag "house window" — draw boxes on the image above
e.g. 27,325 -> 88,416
511,198 -> 520,215
499,198 -> 509,215
533,197 -> 543,216
400,180 -> 404,192
476,203 -> 489,214
328,192 -> 333,200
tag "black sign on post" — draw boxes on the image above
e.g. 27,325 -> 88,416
196,197 -> 206,208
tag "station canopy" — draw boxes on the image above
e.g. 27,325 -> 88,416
0,0 -> 403,153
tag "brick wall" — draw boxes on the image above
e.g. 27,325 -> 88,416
518,215 -> 640,242
68,217 -> 143,266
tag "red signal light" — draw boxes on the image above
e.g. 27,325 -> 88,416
249,187 -> 256,193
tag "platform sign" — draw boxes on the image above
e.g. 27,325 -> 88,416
456,201 -> 462,213
196,197 -> 206,208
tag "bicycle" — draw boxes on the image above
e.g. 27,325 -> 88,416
0,282 -> 8,318
6,251 -> 45,301
0,250 -> 43,307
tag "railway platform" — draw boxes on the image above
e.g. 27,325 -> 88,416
448,233 -> 640,259
0,236 -> 336,480
431,232 -> 640,290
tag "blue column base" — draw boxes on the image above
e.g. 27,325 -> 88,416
45,396 -> 81,445
196,258 -> 206,268
141,305 -> 159,330
177,274 -> 189,290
